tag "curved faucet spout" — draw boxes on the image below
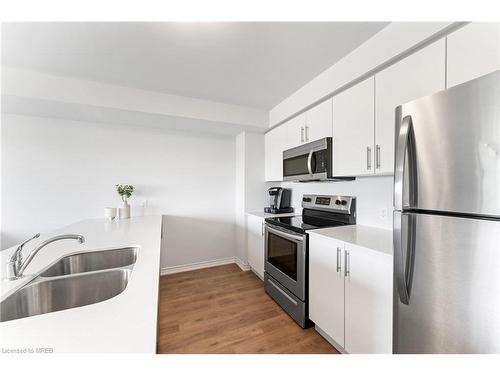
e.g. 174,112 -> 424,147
15,234 -> 86,278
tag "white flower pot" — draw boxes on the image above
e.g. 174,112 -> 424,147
104,207 -> 117,220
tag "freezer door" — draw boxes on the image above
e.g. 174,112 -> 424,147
394,70 -> 500,216
393,211 -> 500,353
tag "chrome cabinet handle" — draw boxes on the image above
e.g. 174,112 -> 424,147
301,127 -> 304,143
376,144 -> 381,169
366,146 -> 372,170
305,125 -> 309,141
336,247 -> 341,273
261,222 -> 264,236
344,250 -> 350,277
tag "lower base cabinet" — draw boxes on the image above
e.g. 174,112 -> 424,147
247,214 -> 265,279
309,235 -> 345,347
309,233 -> 393,354
344,243 -> 392,353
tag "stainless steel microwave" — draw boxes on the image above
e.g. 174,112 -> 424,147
282,137 -> 354,182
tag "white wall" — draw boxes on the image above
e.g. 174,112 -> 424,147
281,176 -> 393,229
235,132 -> 269,264
1,114 -> 237,269
242,132 -> 270,213
235,133 -> 247,264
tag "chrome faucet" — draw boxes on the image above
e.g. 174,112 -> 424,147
7,233 -> 85,280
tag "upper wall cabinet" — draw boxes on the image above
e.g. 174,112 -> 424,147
266,98 -> 332,182
333,77 -> 375,177
375,39 -> 446,174
265,124 -> 287,181
305,99 -> 333,143
285,112 -> 306,149
447,23 -> 500,88
286,99 -> 333,150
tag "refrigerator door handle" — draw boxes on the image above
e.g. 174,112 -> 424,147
394,211 -> 416,305
394,111 -> 418,211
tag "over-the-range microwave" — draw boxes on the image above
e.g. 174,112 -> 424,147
282,137 -> 354,182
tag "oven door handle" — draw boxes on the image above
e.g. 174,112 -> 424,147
265,223 -> 305,242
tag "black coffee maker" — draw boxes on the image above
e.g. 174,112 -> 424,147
264,187 -> 293,214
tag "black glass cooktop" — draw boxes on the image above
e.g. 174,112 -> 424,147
265,212 -> 348,234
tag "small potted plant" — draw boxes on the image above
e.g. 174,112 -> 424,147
116,184 -> 135,219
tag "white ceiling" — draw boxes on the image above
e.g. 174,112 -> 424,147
1,22 -> 388,109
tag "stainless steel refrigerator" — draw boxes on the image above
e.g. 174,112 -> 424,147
393,70 -> 500,353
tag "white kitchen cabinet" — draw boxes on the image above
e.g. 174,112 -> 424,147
285,99 -> 333,150
344,243 -> 393,354
332,77 -> 375,177
305,98 -> 333,143
247,214 -> 265,279
309,234 -> 345,348
265,124 -> 288,181
309,229 -> 393,354
447,22 -> 500,88
375,39 -> 446,175
285,112 -> 306,149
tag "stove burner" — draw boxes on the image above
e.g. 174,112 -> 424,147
265,214 -> 348,233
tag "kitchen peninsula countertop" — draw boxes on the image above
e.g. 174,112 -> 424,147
0,215 -> 162,353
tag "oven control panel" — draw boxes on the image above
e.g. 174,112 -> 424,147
302,194 -> 355,213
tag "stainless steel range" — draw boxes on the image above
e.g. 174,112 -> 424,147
264,194 -> 356,328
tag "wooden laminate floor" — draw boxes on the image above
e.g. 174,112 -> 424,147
157,264 -> 338,354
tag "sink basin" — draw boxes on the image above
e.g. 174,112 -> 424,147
0,269 -> 131,322
40,247 -> 138,277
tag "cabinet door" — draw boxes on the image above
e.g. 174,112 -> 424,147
309,234 -> 345,347
247,215 -> 265,279
375,39 -> 445,175
333,77 -> 375,176
305,99 -> 333,143
447,22 -> 500,88
344,244 -> 392,354
265,124 -> 287,181
285,113 -> 306,149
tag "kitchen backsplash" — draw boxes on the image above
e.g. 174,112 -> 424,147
281,175 -> 393,229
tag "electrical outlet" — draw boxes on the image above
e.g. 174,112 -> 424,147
379,208 -> 387,219
141,200 -> 148,208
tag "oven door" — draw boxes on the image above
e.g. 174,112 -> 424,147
282,137 -> 332,181
264,223 -> 307,300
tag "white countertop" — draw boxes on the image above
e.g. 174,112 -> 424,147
246,210 -> 296,219
0,215 -> 162,353
308,224 -> 393,256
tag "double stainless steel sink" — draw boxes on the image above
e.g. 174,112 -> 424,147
0,247 -> 138,323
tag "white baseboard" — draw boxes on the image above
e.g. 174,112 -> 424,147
160,257 -> 250,276
234,257 -> 251,272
